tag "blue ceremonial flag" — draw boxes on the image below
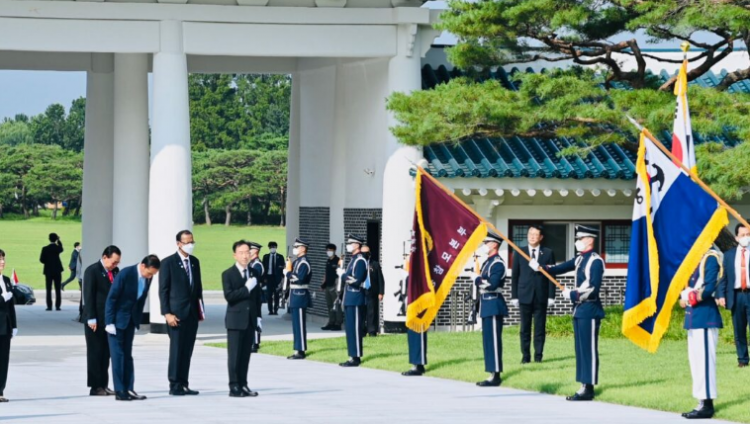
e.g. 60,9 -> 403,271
622,133 -> 727,352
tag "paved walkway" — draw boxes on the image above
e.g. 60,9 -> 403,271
0,297 -> 733,423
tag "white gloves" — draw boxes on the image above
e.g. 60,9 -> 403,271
562,288 -> 572,300
680,288 -> 691,302
11,328 -> 17,338
478,281 -> 491,290
336,268 -> 346,277
105,324 -> 116,335
1,292 -> 12,302
510,299 -> 519,308
547,298 -> 555,307
245,277 -> 258,291
346,275 -> 358,285
470,272 -> 479,282
257,318 -> 262,330
528,259 -> 540,272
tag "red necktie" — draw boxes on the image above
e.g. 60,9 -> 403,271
107,270 -> 113,284
742,249 -> 747,291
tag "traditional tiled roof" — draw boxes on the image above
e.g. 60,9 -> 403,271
420,65 -> 744,179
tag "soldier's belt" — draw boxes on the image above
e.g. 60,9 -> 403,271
479,288 -> 502,295
290,284 -> 309,290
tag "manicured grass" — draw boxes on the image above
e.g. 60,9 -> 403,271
0,217 -> 285,290
213,308 -> 750,423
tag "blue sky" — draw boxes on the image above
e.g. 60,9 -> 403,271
0,70 -> 86,120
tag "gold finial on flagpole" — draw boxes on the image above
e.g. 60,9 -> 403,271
681,41 -> 691,56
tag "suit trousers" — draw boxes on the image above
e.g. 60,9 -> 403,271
345,305 -> 365,358
365,296 -> 380,334
519,298 -> 548,361
573,318 -> 600,385
408,330 -> 427,366
688,328 -> 718,400
45,273 -> 62,309
324,286 -> 343,326
290,307 -> 307,352
266,283 -> 280,314
108,324 -> 136,393
731,291 -> 750,364
227,326 -> 254,388
0,333 -> 10,396
167,315 -> 198,389
85,324 -> 110,389
482,315 -> 503,373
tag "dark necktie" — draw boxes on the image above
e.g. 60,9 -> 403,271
244,268 -> 249,280
531,249 -> 537,260
184,259 -> 191,286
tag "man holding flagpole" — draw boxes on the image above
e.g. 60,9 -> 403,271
338,234 -> 368,368
533,225 -> 604,401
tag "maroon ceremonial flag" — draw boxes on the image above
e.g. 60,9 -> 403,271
406,168 -> 488,332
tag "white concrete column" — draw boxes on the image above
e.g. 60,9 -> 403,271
112,53 -> 149,267
149,21 -> 192,330
328,63 -> 347,251
381,24 -> 424,330
81,53 -> 115,268
285,72 -> 301,251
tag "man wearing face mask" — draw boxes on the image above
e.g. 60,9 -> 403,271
361,244 -> 385,337
471,231 -> 508,387
159,230 -> 204,396
717,223 -> 750,368
321,244 -> 343,331
338,234 -> 368,367
262,242 -> 285,315
286,238 -> 312,360
532,224 -> 604,401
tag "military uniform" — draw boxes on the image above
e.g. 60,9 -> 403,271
340,234 -> 368,367
543,225 -> 604,401
249,257 -> 264,353
286,238 -> 312,360
681,249 -> 723,420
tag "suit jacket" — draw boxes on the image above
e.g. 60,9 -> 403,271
366,259 -> 385,298
105,265 -> 151,330
40,242 -> 64,276
262,253 -> 285,287
718,247 -> 743,311
223,263 -> 263,331
159,252 -> 203,320
323,256 -> 339,288
0,276 -> 17,336
68,249 -> 80,270
511,246 -> 556,304
83,261 -> 120,324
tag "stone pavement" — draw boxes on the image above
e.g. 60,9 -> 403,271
0,297 -> 733,423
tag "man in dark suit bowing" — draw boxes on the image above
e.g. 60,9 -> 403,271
104,255 -> 160,401
510,224 -> 556,363
223,240 -> 263,398
83,245 -> 121,396
159,230 -> 204,396
0,249 -> 18,403
262,241 -> 285,315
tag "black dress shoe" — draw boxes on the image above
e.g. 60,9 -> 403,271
321,325 -> 333,330
56,308 -> 61,311
534,358 -> 543,363
682,400 -> 714,419
104,388 -> 115,396
329,325 -> 342,331
169,386 -> 186,396
0,396 -> 8,402
402,365 -> 425,376
229,387 -> 247,398
566,392 -> 594,401
287,352 -> 306,360
45,308 -> 52,311
183,386 -> 199,395
242,386 -> 259,397
90,388 -> 107,396
368,332 -> 378,337
521,358 -> 531,364
339,358 -> 361,367
115,391 -> 132,401
128,391 -> 146,400
251,344 -> 259,353
739,362 -> 748,368
476,376 -> 502,387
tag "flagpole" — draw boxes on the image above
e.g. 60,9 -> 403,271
626,116 -> 750,231
416,167 -> 565,290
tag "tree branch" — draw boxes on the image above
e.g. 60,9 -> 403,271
717,67 -> 750,91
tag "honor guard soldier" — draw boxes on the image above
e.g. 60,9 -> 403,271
286,238 -> 312,360
249,244 -> 264,353
681,247 -> 723,419
471,231 -> 507,387
533,224 -> 604,401
402,329 -> 427,376
338,234 -> 368,367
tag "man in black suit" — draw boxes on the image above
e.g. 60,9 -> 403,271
159,229 -> 203,396
321,244 -> 343,331
362,244 -> 385,336
510,224 -> 556,363
0,249 -> 18,403
105,255 -> 160,401
261,241 -> 285,315
39,233 -> 64,311
223,240 -> 262,398
83,245 -> 121,396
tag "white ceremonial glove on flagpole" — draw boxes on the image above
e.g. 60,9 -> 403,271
547,298 -> 555,307
336,268 -> 346,277
246,277 -> 258,291
470,272 -> 479,282
562,288 -> 572,300
257,318 -> 262,330
510,299 -> 519,308
11,328 -> 17,338
528,259 -> 540,272
105,324 -> 116,335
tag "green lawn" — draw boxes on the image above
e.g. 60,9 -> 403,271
211,308 -> 750,423
0,216 -> 285,290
